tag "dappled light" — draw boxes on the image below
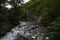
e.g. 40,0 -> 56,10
0,0 -> 60,40
5,5 -> 13,9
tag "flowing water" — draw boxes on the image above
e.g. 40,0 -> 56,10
0,22 -> 44,40
0,21 -> 42,40
0,21 -> 29,40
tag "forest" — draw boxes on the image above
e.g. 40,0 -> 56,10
0,0 -> 60,40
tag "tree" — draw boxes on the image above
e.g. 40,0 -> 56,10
0,0 -> 24,37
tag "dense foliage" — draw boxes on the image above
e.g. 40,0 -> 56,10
0,0 -> 24,37
0,0 -> 60,40
46,16 -> 60,40
22,0 -> 60,40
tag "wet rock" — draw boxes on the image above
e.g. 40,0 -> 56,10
17,30 -> 30,38
0,21 -> 44,40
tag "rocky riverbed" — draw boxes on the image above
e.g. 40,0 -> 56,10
0,21 -> 45,40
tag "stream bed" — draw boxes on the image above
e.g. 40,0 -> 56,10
0,21 -> 44,40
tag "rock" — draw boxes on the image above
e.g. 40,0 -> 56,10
17,31 -> 30,38
17,32 -> 30,40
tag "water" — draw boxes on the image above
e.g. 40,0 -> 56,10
0,21 -> 42,40
0,21 -> 30,40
